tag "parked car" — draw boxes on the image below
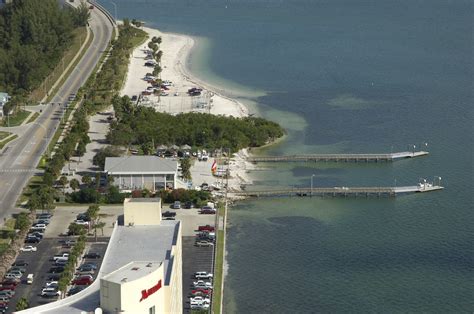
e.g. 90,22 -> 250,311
195,272 -> 213,280
171,201 -> 181,209
162,211 -> 177,218
76,270 -> 95,276
0,285 -> 16,291
4,273 -> 21,280
20,246 -> 37,252
35,219 -> 50,225
67,285 -> 86,296
195,240 -> 214,247
8,266 -> 26,274
200,206 -> 216,214
184,201 -> 193,209
25,237 -> 40,244
191,288 -> 212,296
12,260 -> 28,267
47,274 -> 61,281
41,287 -> 59,297
83,252 -> 101,259
72,277 -> 93,286
0,290 -> 14,298
80,263 -> 98,270
193,280 -> 212,289
1,279 -> 20,286
190,296 -> 210,306
36,213 -> 52,219
28,231 -> 44,239
32,223 -> 47,229
48,267 -> 65,274
74,220 -> 89,226
76,213 -> 91,221
53,253 -> 69,261
191,303 -> 210,310
77,265 -> 95,272
0,296 -> 9,303
198,225 -> 215,232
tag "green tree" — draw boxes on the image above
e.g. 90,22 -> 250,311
69,178 -> 80,191
92,146 -> 122,170
68,223 -> 86,236
180,158 -> 192,180
71,2 -> 91,27
82,175 -> 92,186
14,212 -> 30,231
16,297 -> 29,310
59,175 -> 68,192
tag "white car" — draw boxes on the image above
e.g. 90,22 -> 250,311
74,220 -> 89,226
190,296 -> 210,305
41,287 -> 60,297
193,280 -> 212,288
191,303 -> 210,310
20,246 -> 37,252
44,281 -> 58,287
195,272 -> 213,280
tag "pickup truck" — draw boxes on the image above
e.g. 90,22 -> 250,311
53,253 -> 69,261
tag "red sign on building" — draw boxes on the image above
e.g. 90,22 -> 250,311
140,279 -> 162,302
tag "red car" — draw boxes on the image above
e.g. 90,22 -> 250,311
191,288 -> 212,296
1,280 -> 19,286
198,225 -> 215,232
72,277 -> 93,286
0,285 -> 16,291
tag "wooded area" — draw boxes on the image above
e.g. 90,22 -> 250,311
0,0 -> 89,112
108,96 -> 285,152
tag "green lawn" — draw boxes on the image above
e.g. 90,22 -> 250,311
1,110 -> 31,127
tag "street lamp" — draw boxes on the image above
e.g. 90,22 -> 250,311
310,174 -> 316,197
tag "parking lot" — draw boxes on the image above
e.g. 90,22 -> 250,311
4,238 -> 108,312
168,204 -> 215,312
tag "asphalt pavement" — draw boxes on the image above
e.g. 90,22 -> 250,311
0,2 -> 114,223
5,238 -> 108,313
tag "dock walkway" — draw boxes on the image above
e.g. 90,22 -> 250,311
248,151 -> 429,163
232,184 -> 443,198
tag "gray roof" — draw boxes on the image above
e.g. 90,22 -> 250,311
104,156 -> 178,174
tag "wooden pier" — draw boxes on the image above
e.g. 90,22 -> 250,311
247,151 -> 429,163
232,184 -> 443,198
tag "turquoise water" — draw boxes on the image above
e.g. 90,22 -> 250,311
102,0 -> 473,312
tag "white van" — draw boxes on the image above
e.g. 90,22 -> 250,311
27,274 -> 34,284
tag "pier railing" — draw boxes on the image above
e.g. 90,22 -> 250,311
248,151 -> 429,163
232,184 -> 443,198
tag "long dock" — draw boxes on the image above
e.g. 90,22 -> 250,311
248,151 -> 429,163
232,184 -> 443,198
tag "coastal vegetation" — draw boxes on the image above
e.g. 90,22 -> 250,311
26,22 -> 147,208
109,96 -> 284,152
0,0 -> 90,113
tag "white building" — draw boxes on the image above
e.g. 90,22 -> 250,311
17,198 -> 183,314
0,92 -> 10,117
104,156 -> 178,192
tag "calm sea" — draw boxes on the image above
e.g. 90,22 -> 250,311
101,0 -> 473,312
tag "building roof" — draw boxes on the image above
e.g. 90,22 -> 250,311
104,156 -> 178,174
19,220 -> 181,314
103,261 -> 162,284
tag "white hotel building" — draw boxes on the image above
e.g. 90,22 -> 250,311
17,198 -> 182,314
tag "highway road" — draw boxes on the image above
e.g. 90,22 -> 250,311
0,2 -> 114,223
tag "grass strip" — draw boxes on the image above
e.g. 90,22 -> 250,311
25,112 -> 40,124
0,131 -> 11,141
212,229 -> 225,314
0,134 -> 18,150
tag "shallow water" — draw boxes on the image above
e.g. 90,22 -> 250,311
101,0 -> 473,311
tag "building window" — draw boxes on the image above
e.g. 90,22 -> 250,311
149,305 -> 155,314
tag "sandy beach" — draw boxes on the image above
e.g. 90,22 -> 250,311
121,27 -> 249,118
121,26 -> 255,193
